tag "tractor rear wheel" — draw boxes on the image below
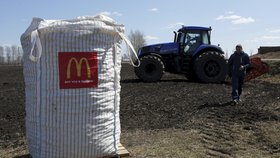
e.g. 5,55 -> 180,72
134,55 -> 164,82
194,52 -> 227,83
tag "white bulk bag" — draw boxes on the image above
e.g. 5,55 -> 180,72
21,15 -> 139,158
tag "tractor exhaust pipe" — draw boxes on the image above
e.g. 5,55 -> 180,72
173,31 -> 177,43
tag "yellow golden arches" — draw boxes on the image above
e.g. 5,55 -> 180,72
66,57 -> 91,79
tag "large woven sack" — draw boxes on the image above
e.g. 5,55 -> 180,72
21,15 -> 139,158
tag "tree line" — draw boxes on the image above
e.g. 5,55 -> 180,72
0,45 -> 23,65
0,30 -> 146,65
122,30 -> 146,61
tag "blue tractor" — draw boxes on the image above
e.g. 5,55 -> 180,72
134,26 -> 227,83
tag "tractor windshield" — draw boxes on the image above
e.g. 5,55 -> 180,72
185,31 -> 210,45
183,31 -> 201,53
176,30 -> 210,45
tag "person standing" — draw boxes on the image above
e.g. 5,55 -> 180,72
228,44 -> 250,104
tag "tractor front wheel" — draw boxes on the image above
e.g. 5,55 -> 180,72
134,55 -> 164,82
194,52 -> 227,83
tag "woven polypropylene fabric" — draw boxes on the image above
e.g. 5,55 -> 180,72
21,15 -> 123,158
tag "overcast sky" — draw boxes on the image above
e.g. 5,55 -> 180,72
1,0 -> 280,55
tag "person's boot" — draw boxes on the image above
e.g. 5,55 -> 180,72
231,99 -> 239,105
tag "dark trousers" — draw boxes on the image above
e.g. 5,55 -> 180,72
231,75 -> 244,100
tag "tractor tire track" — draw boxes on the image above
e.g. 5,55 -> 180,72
197,107 -> 236,158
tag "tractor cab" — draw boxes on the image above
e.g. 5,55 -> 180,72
174,26 -> 212,55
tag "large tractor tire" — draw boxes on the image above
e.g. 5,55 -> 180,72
134,55 -> 164,82
194,52 -> 227,83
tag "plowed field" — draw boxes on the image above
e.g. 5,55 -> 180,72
0,63 -> 279,158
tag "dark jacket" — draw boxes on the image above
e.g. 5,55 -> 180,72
228,51 -> 250,77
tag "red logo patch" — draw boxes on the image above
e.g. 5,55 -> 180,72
58,52 -> 98,89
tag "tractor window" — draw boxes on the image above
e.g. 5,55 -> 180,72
183,32 -> 201,53
202,31 -> 210,44
177,32 -> 185,43
184,32 -> 201,44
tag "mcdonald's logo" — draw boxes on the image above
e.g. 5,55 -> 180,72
66,57 -> 91,79
58,52 -> 98,89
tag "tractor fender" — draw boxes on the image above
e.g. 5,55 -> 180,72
139,53 -> 164,62
193,45 -> 224,59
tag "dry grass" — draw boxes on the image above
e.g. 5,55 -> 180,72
256,61 -> 280,84
0,139 -> 28,158
4,126 -> 279,158
121,129 -> 205,158
258,74 -> 280,84
231,122 -> 280,158
121,123 -> 280,158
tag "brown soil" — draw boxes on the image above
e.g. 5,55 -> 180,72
0,64 -> 279,158
251,51 -> 280,59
